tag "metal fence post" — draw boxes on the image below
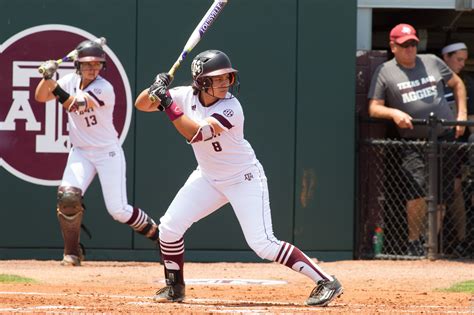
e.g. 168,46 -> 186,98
358,116 -> 474,259
426,113 -> 439,260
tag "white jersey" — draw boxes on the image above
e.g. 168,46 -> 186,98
170,86 -> 259,181
57,73 -> 118,148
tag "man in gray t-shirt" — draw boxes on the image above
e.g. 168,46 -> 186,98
368,24 -> 466,139
369,54 -> 457,138
368,23 -> 467,256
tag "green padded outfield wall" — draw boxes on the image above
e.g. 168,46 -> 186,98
295,0 -> 356,260
0,0 -> 356,262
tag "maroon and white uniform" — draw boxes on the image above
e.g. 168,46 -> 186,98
158,86 -> 331,282
57,73 -> 134,223
174,85 -> 258,181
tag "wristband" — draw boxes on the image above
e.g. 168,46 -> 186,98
52,84 -> 70,104
161,90 -> 173,108
165,102 -> 184,121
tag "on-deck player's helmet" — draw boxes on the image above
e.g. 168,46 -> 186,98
74,40 -> 106,73
191,50 -> 239,97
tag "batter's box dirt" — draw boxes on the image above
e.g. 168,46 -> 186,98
0,259 -> 472,314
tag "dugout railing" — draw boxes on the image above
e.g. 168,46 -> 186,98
357,113 -> 474,260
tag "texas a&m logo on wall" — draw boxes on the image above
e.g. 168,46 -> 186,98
0,25 -> 132,186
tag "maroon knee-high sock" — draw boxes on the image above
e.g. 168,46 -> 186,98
126,207 -> 159,242
160,238 -> 185,285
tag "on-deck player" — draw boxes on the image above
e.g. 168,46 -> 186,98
35,40 -> 160,266
135,49 -> 343,306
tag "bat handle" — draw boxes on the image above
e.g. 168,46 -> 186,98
37,58 -> 65,75
149,94 -> 158,103
148,66 -> 177,102
168,63 -> 179,79
38,64 -> 55,75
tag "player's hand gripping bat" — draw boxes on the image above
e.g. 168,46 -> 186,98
38,37 -> 107,76
148,0 -> 228,102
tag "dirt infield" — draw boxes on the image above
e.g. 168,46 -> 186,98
0,259 -> 472,314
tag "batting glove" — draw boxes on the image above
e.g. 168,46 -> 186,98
40,60 -> 58,80
148,73 -> 173,109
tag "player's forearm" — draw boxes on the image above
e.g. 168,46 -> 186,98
171,115 -> 200,141
447,73 -> 467,120
135,89 -> 159,112
368,101 -> 395,120
35,79 -> 57,103
35,80 -> 76,111
453,82 -> 467,120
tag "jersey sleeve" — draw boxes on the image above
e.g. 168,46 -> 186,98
432,55 -> 453,83
169,86 -> 186,108
368,65 -> 386,100
209,99 -> 243,132
56,73 -> 73,92
86,78 -> 115,108
56,77 -> 66,88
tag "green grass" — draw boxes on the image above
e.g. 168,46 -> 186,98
0,274 -> 36,284
441,280 -> 474,293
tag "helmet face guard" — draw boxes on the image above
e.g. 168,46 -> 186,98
195,72 -> 240,98
74,40 -> 106,74
191,50 -> 240,99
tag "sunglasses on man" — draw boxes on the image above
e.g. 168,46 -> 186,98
397,40 -> 418,48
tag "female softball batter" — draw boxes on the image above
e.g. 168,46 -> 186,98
135,49 -> 342,306
35,40 -> 160,266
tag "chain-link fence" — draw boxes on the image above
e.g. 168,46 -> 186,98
358,116 -> 474,260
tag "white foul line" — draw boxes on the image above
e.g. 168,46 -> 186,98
0,291 -> 471,314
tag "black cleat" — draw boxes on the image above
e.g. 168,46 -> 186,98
153,282 -> 185,303
306,276 -> 343,306
60,254 -> 82,266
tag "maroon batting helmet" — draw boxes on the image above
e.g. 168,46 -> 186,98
74,40 -> 106,72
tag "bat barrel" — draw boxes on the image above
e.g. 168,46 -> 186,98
147,0 -> 228,102
95,37 -> 107,46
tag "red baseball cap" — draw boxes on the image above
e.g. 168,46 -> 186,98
389,23 -> 419,44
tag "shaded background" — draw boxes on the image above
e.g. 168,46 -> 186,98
0,0 -> 356,262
